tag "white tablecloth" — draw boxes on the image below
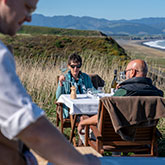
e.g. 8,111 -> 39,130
57,93 -> 113,115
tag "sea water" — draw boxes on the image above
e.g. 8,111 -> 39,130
143,40 -> 165,50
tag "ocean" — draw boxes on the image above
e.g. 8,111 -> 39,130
143,40 -> 165,50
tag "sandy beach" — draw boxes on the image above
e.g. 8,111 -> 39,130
116,39 -> 165,59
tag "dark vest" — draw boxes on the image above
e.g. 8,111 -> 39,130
120,77 -> 163,97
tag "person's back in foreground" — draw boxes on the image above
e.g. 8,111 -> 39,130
78,59 -> 163,136
0,0 -> 100,164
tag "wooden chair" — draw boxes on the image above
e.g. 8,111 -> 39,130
55,102 -> 71,133
55,75 -> 71,133
55,74 -> 105,133
88,74 -> 105,90
84,96 -> 165,156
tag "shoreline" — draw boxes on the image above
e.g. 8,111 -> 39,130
116,39 -> 165,52
141,40 -> 165,51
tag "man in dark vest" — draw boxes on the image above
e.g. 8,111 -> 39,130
114,59 -> 163,97
78,59 -> 163,135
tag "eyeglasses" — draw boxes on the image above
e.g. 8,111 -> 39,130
70,64 -> 81,69
124,69 -> 132,75
124,69 -> 139,74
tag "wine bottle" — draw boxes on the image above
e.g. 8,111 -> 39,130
111,69 -> 118,94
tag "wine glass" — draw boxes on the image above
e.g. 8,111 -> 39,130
60,61 -> 72,84
87,88 -> 99,98
97,87 -> 105,93
118,71 -> 126,84
60,61 -> 67,73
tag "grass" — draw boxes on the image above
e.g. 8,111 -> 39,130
1,34 -> 129,65
15,58 -> 59,120
157,118 -> 165,157
18,25 -> 106,36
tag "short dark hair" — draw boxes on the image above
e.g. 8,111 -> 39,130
68,53 -> 82,66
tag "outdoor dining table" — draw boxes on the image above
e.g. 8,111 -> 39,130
57,93 -> 113,145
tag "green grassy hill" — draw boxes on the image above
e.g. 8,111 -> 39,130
18,25 -> 106,37
2,25 -> 129,67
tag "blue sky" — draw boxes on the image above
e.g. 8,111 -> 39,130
35,0 -> 165,20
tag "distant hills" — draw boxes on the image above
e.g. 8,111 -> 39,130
24,14 -> 165,36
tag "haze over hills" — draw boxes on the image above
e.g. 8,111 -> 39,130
24,14 -> 165,36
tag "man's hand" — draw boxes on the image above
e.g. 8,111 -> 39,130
78,115 -> 98,135
59,75 -> 65,86
116,83 -> 121,89
78,115 -> 90,135
78,121 -> 85,135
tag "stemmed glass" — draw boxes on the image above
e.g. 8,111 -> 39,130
60,61 -> 68,73
60,61 -> 72,84
87,88 -> 99,98
97,87 -> 105,93
118,71 -> 126,83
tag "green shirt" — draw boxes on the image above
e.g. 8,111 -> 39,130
113,88 -> 127,96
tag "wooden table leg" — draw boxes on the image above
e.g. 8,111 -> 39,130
70,114 -> 77,146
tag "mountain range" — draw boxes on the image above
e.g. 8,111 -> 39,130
25,14 -> 165,36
